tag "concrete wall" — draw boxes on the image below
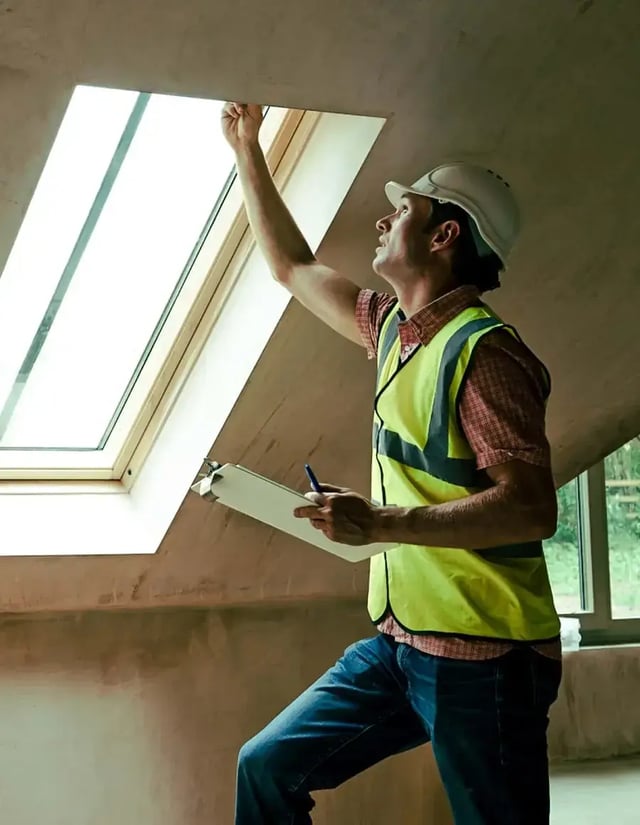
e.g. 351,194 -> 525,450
1,604 -> 639,824
550,646 -> 640,762
0,605 -> 452,825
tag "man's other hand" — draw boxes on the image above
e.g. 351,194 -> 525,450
294,485 -> 378,546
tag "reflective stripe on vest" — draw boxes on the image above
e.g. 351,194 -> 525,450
367,302 -> 560,642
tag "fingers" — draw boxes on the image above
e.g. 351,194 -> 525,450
294,505 -> 325,519
222,102 -> 245,122
295,493 -> 351,518
314,483 -> 350,494
223,102 -> 257,118
303,492 -> 326,505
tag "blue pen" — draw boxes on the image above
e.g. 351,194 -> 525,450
304,463 -> 323,494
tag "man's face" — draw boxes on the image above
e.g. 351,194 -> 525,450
373,194 -> 434,281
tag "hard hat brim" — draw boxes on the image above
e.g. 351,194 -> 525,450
385,181 -> 430,209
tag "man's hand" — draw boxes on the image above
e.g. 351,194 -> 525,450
294,484 -> 379,545
221,103 -> 263,152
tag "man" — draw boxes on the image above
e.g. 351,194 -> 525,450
222,102 -> 562,825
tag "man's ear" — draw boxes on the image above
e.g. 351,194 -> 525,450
429,219 -> 461,253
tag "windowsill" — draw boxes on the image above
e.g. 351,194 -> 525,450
567,642 -> 640,653
0,111 -> 385,556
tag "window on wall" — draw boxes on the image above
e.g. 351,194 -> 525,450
0,85 -> 295,481
0,88 -> 235,453
544,479 -> 583,614
547,433 -> 640,644
605,436 -> 640,619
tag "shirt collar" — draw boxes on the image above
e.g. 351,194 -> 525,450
397,285 -> 483,347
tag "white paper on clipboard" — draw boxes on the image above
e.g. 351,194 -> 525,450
190,463 -> 393,563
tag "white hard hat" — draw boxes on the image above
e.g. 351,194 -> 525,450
385,162 -> 521,265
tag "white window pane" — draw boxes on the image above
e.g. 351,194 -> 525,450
0,87 -> 137,438
0,87 -> 235,449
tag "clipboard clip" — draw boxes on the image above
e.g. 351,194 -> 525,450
190,458 -> 224,502
202,458 -> 222,476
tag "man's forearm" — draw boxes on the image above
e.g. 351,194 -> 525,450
235,143 -> 315,282
373,484 -> 556,549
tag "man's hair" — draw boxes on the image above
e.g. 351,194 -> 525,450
425,199 -> 503,293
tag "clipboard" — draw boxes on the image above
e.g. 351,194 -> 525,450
190,462 -> 393,563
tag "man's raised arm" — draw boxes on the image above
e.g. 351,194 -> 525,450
221,103 -> 363,345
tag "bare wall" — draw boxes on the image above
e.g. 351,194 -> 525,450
2,602 -> 639,823
0,605 -> 452,825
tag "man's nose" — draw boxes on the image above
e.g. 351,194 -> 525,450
376,213 -> 392,233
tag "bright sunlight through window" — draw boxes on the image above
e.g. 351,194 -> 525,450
0,86 -> 238,452
0,87 -> 291,481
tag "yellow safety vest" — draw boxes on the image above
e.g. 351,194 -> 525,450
367,302 -> 560,642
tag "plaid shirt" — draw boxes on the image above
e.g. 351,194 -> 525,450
356,285 -> 561,661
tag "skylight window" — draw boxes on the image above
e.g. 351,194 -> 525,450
0,103 -> 385,554
0,85 -> 287,477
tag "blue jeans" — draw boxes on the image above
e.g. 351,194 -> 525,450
235,634 -> 561,824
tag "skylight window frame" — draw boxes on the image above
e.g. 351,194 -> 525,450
0,109 -> 387,562
0,98 -> 307,482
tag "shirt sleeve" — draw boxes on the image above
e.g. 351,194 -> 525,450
355,288 -> 397,359
459,329 -> 552,470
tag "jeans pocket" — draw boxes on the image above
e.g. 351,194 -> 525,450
336,637 -> 379,678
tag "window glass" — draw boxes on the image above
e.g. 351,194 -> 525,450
544,479 -> 582,613
606,436 -> 640,618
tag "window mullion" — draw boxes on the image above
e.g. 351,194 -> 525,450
579,461 -> 612,630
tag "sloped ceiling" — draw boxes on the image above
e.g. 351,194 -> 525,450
0,0 -> 639,612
